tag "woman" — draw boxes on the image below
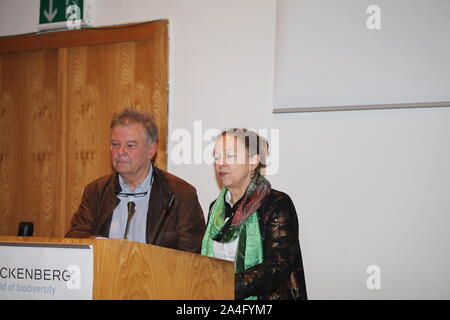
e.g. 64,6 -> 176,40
201,128 -> 307,300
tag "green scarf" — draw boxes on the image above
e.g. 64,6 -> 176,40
201,174 -> 271,300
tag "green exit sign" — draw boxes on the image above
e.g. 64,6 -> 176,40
39,0 -> 85,28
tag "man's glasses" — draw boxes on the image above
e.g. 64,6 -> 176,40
115,191 -> 148,198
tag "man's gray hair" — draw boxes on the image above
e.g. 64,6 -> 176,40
110,108 -> 158,143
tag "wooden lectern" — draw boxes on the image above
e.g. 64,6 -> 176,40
0,236 -> 234,300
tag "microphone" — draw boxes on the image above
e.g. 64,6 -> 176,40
123,201 -> 136,240
18,222 -> 34,237
149,195 -> 175,245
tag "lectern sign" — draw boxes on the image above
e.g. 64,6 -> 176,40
0,242 -> 93,300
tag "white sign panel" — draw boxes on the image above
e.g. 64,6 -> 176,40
0,243 -> 93,300
274,0 -> 450,112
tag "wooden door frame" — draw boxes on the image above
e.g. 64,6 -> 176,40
0,21 -> 168,54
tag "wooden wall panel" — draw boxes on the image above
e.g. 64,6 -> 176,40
0,50 -> 62,237
23,50 -> 63,237
64,38 -> 168,230
0,53 -> 17,236
0,21 -> 168,237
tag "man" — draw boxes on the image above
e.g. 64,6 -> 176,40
66,109 -> 205,253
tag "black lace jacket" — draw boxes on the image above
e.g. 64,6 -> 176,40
209,189 -> 308,300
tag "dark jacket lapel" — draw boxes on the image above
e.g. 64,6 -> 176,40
146,166 -> 174,243
96,173 -> 121,236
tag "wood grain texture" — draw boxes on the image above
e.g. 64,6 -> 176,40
57,48 -> 69,237
0,50 -> 62,237
0,236 -> 234,300
0,21 -> 168,237
0,53 -> 14,236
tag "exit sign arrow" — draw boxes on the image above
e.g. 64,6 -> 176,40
44,0 -> 58,22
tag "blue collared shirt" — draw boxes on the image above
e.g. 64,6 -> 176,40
108,166 -> 154,243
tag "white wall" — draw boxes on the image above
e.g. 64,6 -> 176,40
1,0 -> 450,299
